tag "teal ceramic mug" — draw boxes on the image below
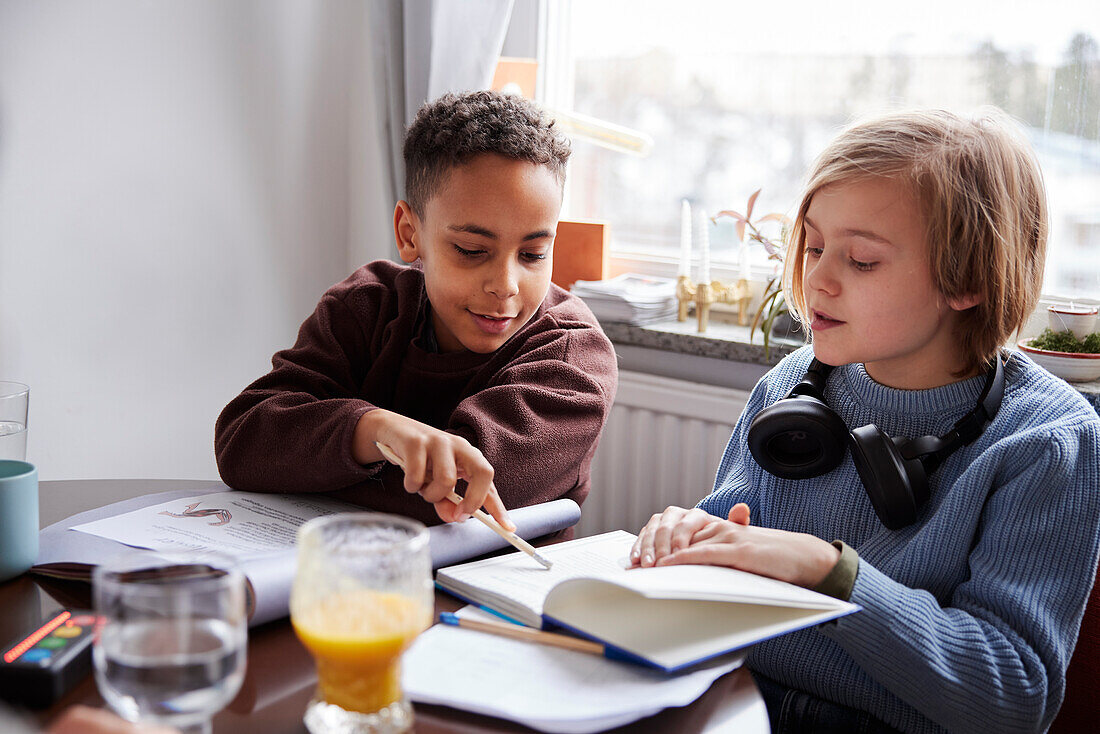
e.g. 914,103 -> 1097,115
0,460 -> 38,583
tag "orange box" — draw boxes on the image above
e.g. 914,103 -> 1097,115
552,220 -> 609,290
491,57 -> 538,98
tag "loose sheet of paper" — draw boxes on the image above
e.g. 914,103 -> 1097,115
403,606 -> 745,734
70,491 -> 357,556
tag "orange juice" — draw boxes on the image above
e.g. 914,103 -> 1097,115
292,589 -> 431,714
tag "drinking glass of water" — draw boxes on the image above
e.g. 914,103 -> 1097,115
0,382 -> 29,461
92,551 -> 248,734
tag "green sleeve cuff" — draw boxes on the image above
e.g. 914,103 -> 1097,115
812,540 -> 859,601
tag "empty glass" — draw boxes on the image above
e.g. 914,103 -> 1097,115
92,551 -> 248,734
0,382 -> 29,461
291,513 -> 433,734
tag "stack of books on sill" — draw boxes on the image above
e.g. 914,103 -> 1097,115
570,274 -> 678,326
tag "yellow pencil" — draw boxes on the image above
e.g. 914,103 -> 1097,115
438,612 -> 604,656
375,441 -> 553,570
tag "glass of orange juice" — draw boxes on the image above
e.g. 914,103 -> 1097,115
291,513 -> 432,734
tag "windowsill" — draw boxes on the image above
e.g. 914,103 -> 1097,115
599,317 -> 800,367
597,316 -> 801,391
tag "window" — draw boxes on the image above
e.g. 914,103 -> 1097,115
543,0 -> 1100,298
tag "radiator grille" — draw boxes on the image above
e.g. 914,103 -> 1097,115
579,370 -> 750,537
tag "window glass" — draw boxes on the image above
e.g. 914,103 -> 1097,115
561,1 -> 1100,297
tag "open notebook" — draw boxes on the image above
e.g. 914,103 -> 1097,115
436,530 -> 859,673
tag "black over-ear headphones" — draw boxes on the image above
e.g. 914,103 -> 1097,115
747,355 -> 1005,530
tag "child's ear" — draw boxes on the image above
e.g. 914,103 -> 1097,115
947,292 -> 983,311
393,201 -> 422,263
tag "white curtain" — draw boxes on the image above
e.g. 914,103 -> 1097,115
351,0 -> 515,267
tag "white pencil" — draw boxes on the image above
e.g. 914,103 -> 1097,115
375,441 -> 553,570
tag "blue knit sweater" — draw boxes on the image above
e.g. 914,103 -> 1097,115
698,346 -> 1100,734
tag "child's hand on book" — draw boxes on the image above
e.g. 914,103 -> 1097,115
352,409 -> 513,529
631,503 -> 840,589
629,506 -> 723,568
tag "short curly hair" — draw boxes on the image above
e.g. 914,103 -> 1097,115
403,90 -> 571,216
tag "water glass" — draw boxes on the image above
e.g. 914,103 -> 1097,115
92,551 -> 248,734
291,513 -> 433,734
0,382 -> 29,461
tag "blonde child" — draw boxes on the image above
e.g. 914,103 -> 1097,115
632,110 -> 1100,733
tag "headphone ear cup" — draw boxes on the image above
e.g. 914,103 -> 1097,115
748,397 -> 850,479
849,425 -> 927,530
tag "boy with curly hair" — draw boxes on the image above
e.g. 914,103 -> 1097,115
215,91 -> 618,529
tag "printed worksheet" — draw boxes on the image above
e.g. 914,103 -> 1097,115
70,490 -> 356,556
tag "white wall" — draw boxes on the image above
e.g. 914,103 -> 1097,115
0,1 -> 385,480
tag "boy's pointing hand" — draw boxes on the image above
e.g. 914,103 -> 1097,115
353,408 -> 514,530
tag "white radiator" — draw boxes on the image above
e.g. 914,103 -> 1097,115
579,370 -> 751,537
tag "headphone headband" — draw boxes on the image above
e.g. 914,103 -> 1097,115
787,359 -> 833,400
748,353 -> 1006,529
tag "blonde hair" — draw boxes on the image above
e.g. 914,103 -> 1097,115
784,109 -> 1048,377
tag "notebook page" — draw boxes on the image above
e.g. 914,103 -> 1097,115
607,563 -> 852,610
436,531 -> 636,616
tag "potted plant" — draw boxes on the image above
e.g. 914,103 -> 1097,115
715,190 -> 797,358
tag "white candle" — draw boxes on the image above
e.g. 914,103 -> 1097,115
697,209 -> 710,284
738,240 -> 751,281
679,200 -> 692,278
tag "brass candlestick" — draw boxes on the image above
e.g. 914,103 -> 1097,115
676,275 -> 752,333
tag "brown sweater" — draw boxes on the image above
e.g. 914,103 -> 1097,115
214,260 -> 618,526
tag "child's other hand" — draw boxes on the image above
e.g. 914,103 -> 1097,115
353,409 -> 514,530
659,518 -> 839,589
629,502 -> 838,588
629,505 -> 728,568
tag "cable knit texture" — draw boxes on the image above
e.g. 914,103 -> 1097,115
698,345 -> 1100,734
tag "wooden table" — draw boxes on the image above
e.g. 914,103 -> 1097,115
4,479 -> 769,733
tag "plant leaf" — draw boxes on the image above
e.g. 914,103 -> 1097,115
750,287 -> 781,342
756,213 -> 791,226
761,294 -> 788,361
745,189 -> 761,222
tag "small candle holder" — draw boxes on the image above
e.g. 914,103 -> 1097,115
677,275 -> 752,333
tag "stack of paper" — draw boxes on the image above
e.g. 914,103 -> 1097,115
571,274 -> 677,325
404,606 -> 750,733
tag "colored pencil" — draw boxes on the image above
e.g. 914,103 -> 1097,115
438,612 -> 603,655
